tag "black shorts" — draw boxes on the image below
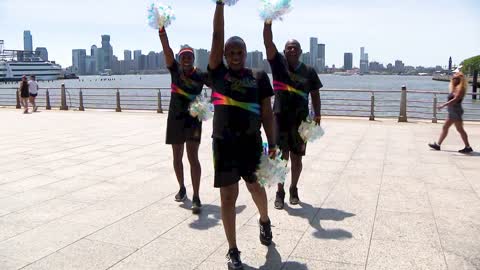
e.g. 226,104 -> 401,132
20,91 -> 29,98
29,93 -> 38,97
213,133 -> 263,188
165,112 -> 202,145
275,114 -> 306,156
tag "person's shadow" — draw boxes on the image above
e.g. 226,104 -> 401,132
442,150 -> 480,157
179,200 -> 247,230
241,243 -> 309,270
285,202 -> 355,239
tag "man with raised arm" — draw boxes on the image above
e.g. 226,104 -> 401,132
158,26 -> 208,213
264,20 -> 323,210
209,1 -> 276,269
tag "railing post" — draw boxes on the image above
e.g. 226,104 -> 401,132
60,83 -> 68,110
398,85 -> 407,122
115,89 -> 122,112
16,89 -> 21,109
45,89 -> 51,110
473,70 -> 478,100
432,94 -> 438,123
157,89 -> 163,113
79,88 -> 85,111
369,92 -> 375,121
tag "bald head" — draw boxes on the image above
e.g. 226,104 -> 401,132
283,39 -> 302,66
225,36 -> 247,51
284,39 -> 301,50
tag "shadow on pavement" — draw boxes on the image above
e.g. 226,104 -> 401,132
285,202 -> 355,240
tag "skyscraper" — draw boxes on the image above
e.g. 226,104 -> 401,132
344,53 -> 353,70
72,49 -> 87,75
91,45 -> 97,57
35,47 -> 48,61
194,49 -> 209,70
246,51 -> 263,69
134,50 -> 142,71
101,35 -> 113,70
124,50 -> 132,61
147,51 -> 157,70
310,37 -> 318,70
360,47 -> 369,74
317,44 -> 325,72
23,31 -> 33,52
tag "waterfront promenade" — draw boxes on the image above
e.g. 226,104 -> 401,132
0,108 -> 479,270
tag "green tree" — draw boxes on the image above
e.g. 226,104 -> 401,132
461,55 -> 480,74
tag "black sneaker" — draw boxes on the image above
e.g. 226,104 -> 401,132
259,218 -> 272,246
174,186 -> 187,202
274,190 -> 285,209
458,146 -> 473,154
428,142 -> 441,151
191,196 -> 202,214
289,187 -> 300,205
226,248 -> 243,270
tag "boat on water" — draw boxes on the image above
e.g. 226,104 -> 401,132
0,41 -> 62,82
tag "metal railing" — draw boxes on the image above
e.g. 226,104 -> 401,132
1,85 -> 479,122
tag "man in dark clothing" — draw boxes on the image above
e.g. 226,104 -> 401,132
263,20 -> 323,210
209,2 -> 276,269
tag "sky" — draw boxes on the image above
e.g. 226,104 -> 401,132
1,0 -> 479,68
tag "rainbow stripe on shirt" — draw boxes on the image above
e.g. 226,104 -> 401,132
273,81 -> 307,100
212,92 -> 260,115
171,83 -> 196,100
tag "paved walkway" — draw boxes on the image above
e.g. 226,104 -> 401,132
0,108 -> 479,270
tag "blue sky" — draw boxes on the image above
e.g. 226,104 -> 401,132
1,0 -> 479,68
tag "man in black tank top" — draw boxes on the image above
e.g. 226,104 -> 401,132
209,2 -> 276,269
263,20 -> 323,210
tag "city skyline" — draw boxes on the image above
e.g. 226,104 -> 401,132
1,0 -> 479,68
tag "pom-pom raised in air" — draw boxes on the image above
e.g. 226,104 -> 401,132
259,0 -> 292,22
148,3 -> 176,29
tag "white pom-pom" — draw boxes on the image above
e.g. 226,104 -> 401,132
256,149 -> 288,187
298,120 -> 325,142
189,96 -> 213,121
259,0 -> 292,21
148,3 -> 175,29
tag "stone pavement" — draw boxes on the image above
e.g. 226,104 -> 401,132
0,108 -> 479,270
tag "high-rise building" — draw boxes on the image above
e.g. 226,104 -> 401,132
23,30 -> 33,52
360,47 -> 369,73
91,45 -> 97,57
310,37 -> 318,70
35,47 -> 48,61
155,52 -> 165,70
147,51 -> 157,70
344,53 -> 353,70
134,50 -> 142,71
394,60 -> 405,73
101,35 -> 113,70
124,50 -> 132,61
301,52 -> 312,66
246,51 -> 263,69
317,44 -> 325,72
85,55 -> 96,75
72,49 -> 87,75
95,48 -> 104,73
194,49 -> 209,70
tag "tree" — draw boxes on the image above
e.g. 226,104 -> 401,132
461,55 -> 480,74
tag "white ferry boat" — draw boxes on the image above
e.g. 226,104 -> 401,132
0,42 -> 62,82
